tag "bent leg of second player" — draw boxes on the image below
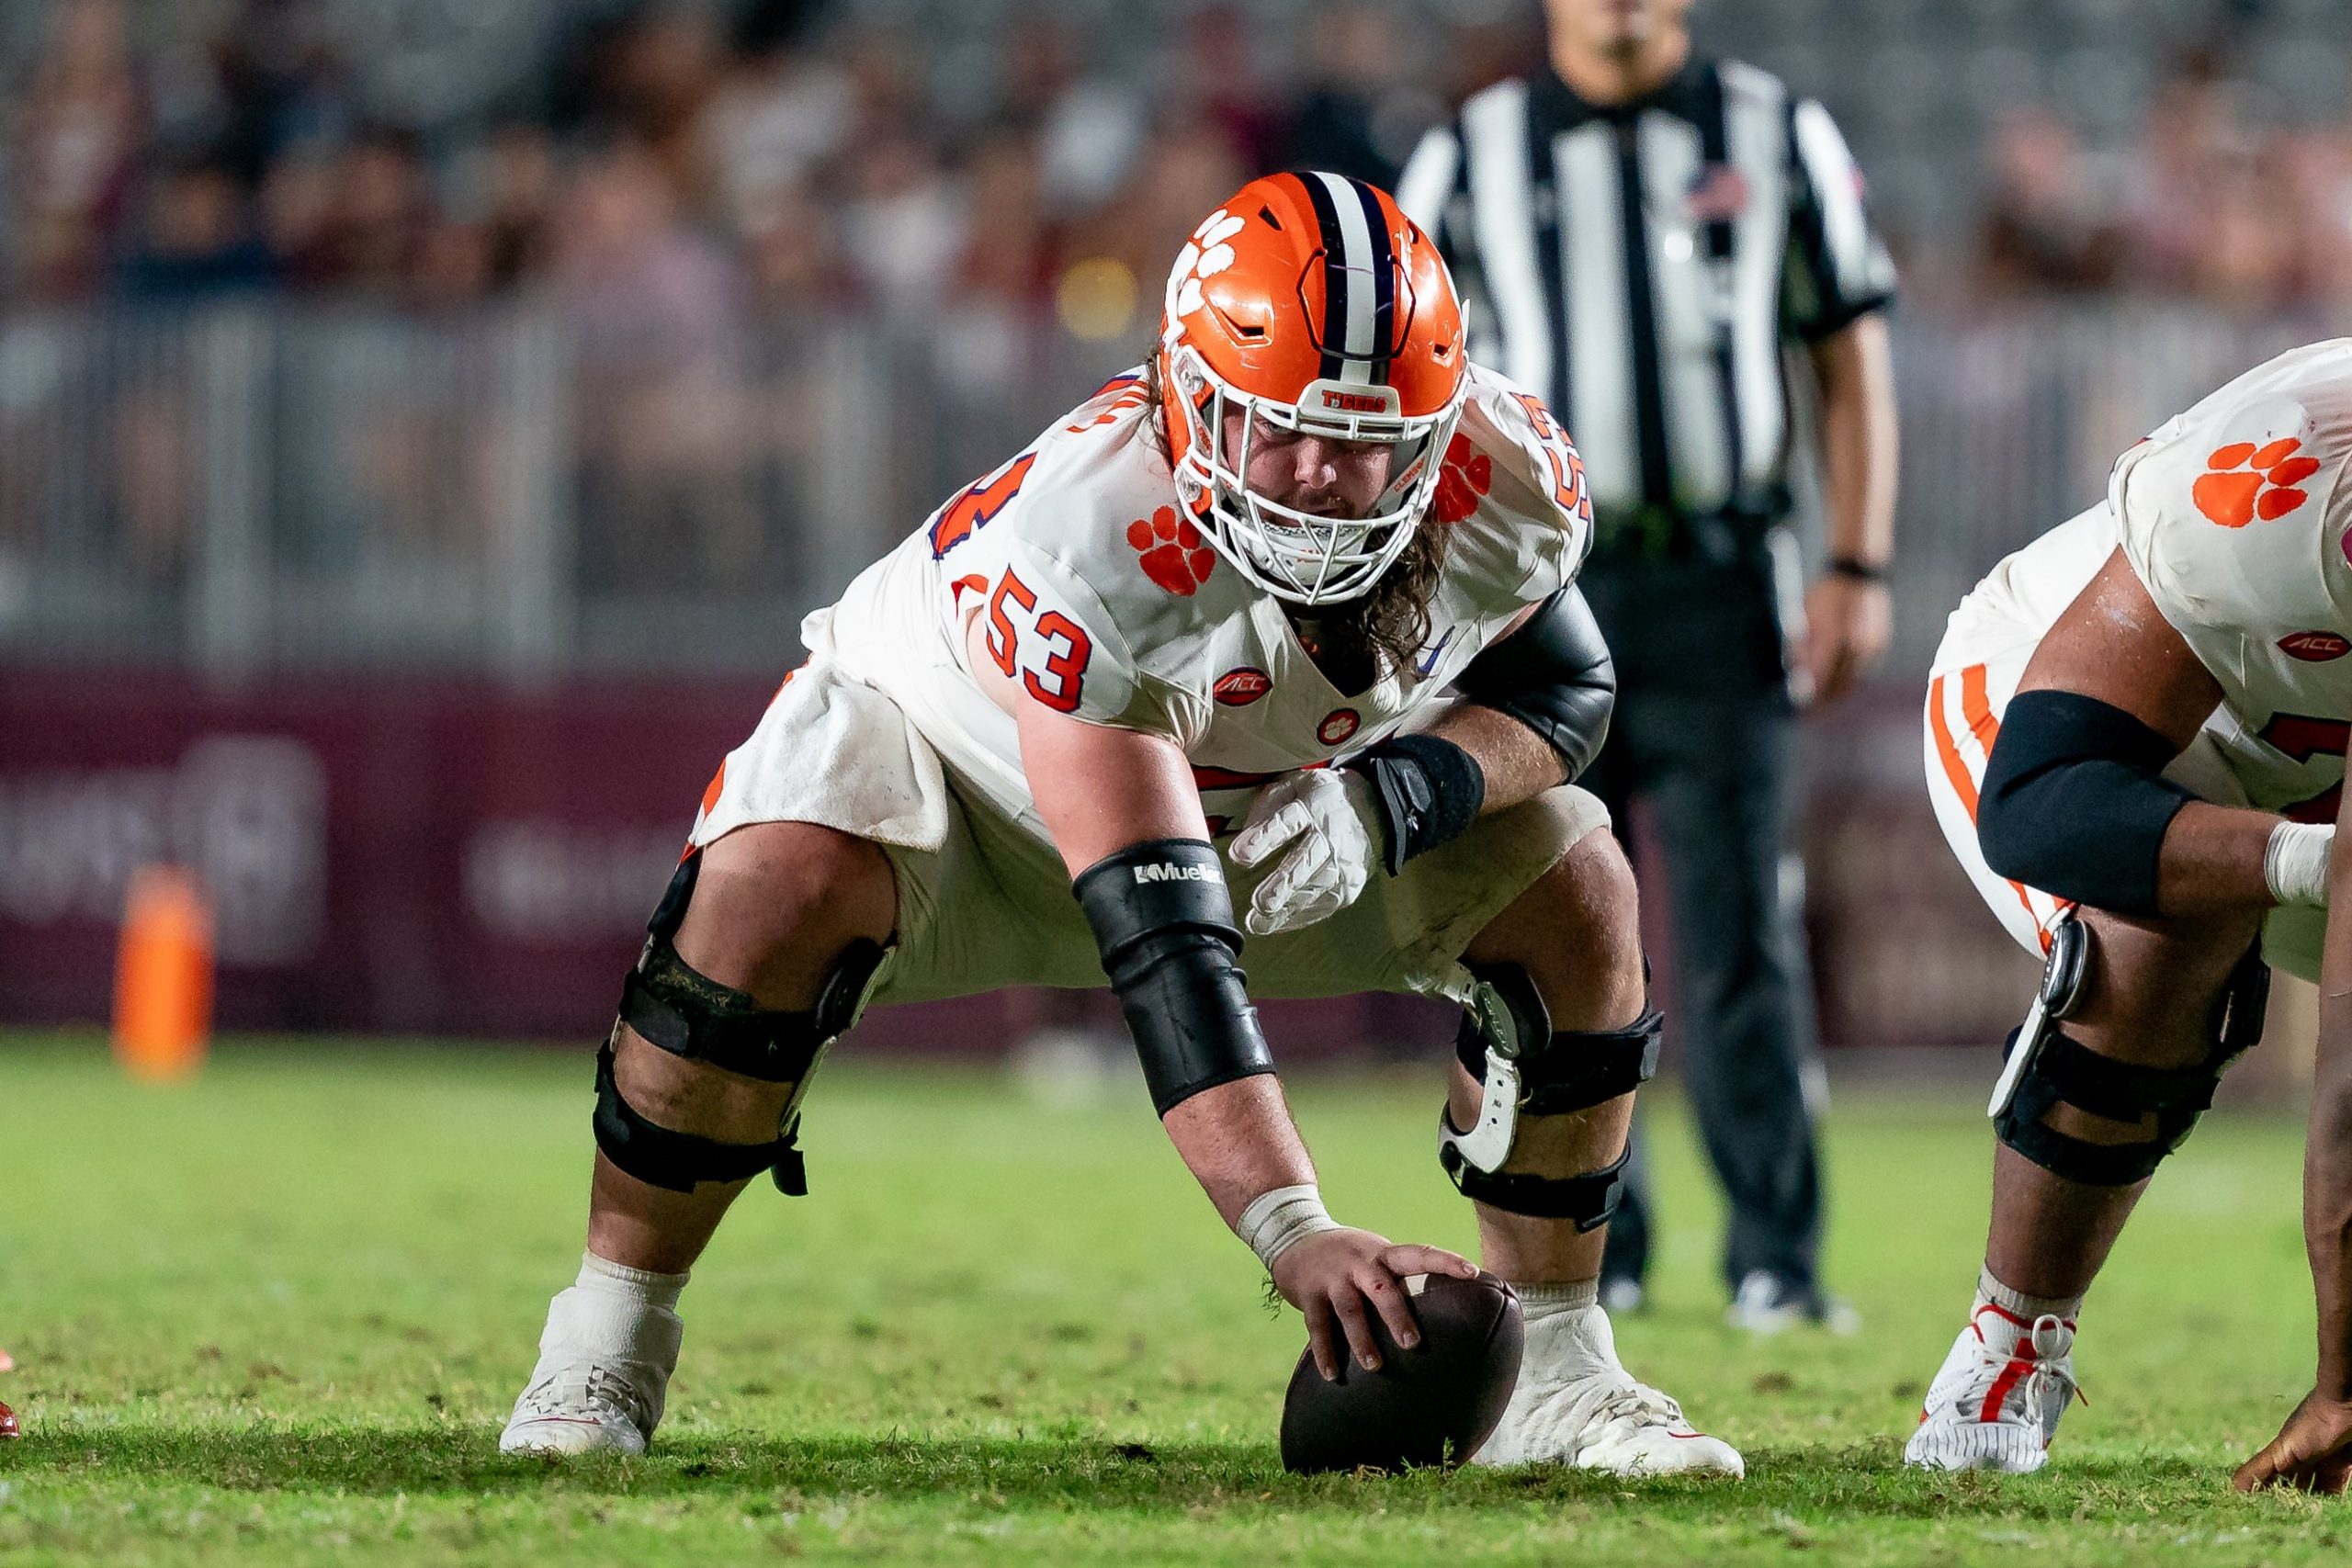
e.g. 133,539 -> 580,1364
1452,829 -> 1744,1478
1905,902 -> 2263,1473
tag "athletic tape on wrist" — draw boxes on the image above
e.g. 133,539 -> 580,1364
2265,820 -> 2334,908
1236,1183 -> 1341,1269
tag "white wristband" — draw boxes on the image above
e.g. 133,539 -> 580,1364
2265,820 -> 2335,908
1236,1184 -> 1342,1269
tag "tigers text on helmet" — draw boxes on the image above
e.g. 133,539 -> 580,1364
1156,171 -> 1468,606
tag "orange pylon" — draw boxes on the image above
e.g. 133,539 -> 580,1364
112,865 -> 214,1080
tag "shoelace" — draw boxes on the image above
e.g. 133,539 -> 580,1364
1959,1314 -> 2082,1426
1577,1382 -> 1688,1450
519,1363 -> 652,1431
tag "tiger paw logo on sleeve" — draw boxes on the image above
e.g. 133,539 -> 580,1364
2194,437 -> 2323,528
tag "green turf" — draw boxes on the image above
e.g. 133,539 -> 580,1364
0,1032 -> 2340,1564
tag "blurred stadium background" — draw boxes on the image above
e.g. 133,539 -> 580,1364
3,0 -> 2348,1075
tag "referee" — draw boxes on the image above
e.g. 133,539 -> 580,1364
1398,0 -> 1899,1330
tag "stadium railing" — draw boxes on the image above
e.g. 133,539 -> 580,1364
0,299 -> 2333,684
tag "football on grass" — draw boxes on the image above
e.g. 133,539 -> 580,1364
1279,1271 -> 1522,1473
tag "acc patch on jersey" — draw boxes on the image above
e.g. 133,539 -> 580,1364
1215,667 -> 1272,705
2280,630 -> 2352,662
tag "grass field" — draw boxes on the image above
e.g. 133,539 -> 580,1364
0,1032 -> 2342,1565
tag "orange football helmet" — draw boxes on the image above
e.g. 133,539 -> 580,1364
1156,171 -> 1468,604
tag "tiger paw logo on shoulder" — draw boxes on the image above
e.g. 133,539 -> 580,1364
2194,437 -> 2321,528
1432,435 -> 1492,525
1128,506 -> 1217,596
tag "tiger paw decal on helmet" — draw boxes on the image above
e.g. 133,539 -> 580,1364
1129,506 -> 1217,596
1169,210 -> 1246,321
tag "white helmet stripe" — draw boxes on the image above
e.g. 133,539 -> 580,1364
1312,171 -> 1380,384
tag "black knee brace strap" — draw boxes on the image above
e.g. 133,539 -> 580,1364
1994,943 -> 2268,1187
618,855 -> 883,1084
1450,963 -> 1664,1115
1445,1145 -> 1632,1232
1439,960 -> 1660,1227
593,852 -> 886,1197
594,1039 -> 810,1193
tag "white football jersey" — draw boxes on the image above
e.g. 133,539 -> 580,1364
819,363 -> 1593,840
1941,339 -> 2352,824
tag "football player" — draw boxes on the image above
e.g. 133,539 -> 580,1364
500,173 -> 1741,1478
1910,340 -> 2352,1486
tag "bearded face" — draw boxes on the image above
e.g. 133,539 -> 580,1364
1217,406 -> 1399,525
1144,357 -> 1451,692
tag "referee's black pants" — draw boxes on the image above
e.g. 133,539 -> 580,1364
1580,680 -> 1825,1295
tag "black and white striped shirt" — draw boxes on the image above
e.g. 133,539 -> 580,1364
1397,58 -> 1894,549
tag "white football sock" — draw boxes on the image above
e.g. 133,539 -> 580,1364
1974,1267 -> 2080,1348
1509,1279 -> 1600,1321
579,1250 -> 689,1311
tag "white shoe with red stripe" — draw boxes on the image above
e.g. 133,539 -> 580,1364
1473,1303 -> 1744,1478
1903,1303 -> 2079,1472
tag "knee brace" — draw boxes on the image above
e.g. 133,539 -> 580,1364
1989,911 -> 2267,1187
1437,960 -> 1662,1229
593,853 -> 885,1197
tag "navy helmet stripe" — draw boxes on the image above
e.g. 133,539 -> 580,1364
1294,172 -> 1351,383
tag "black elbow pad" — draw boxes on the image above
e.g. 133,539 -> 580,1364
1072,839 -> 1275,1114
1974,688 -> 2194,917
1452,587 -> 1616,781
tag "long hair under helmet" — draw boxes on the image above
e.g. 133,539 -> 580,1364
1155,171 -> 1468,606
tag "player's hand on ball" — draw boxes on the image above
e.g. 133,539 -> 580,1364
1230,769 -> 1381,935
2235,1391 -> 2352,1493
1269,1226 -> 1478,1382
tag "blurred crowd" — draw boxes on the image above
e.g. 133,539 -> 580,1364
1973,46 -> 2352,311
6,0 -> 1518,340
16,0 -> 2352,330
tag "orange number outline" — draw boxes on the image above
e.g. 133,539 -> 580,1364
986,570 -> 1032,677
1510,391 -> 1588,520
931,453 -> 1038,558
1065,374 -> 1150,433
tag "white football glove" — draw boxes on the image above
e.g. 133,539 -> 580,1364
1229,768 -> 1383,936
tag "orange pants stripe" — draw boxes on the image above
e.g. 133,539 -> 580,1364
1928,664 -> 2068,953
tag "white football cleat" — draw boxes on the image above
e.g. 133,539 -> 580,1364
499,1279 -> 684,1457
1473,1302 -> 1744,1478
1727,1270 -> 1861,1337
1903,1303 -> 2077,1473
